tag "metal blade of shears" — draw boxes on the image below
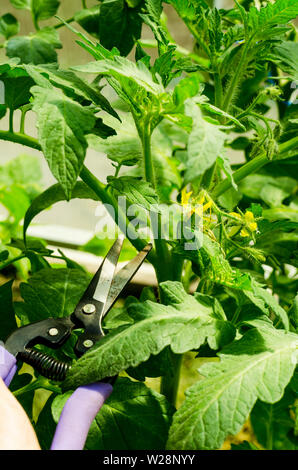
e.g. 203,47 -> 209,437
103,243 -> 152,316
72,235 -> 125,355
93,234 -> 125,305
80,235 -> 125,307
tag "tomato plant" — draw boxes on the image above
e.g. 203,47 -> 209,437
0,0 -> 298,450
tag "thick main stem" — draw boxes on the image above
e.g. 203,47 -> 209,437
160,354 -> 183,408
139,125 -> 182,402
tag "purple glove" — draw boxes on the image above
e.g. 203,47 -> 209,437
0,344 -> 112,450
0,345 -> 17,386
50,382 -> 112,450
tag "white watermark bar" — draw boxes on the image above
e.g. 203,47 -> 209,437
94,198 -> 205,251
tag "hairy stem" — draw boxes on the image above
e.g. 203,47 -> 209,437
212,135 -> 298,198
222,40 -> 251,112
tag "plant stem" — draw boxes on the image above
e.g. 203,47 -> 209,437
222,40 -> 251,112
80,166 -> 154,258
20,109 -> 26,135
114,164 -> 121,178
185,20 -> 211,58
19,105 -> 31,134
32,14 -> 40,31
82,0 -> 87,8
202,162 -> 217,190
171,253 -> 184,282
13,378 -> 60,397
0,255 -> 26,271
54,16 -> 75,29
160,353 -> 183,407
138,123 -> 173,282
9,109 -> 14,133
213,69 -> 223,109
142,127 -> 156,189
212,135 -> 298,198
231,306 -> 242,325
0,130 -> 41,150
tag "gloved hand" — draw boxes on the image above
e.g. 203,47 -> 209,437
0,345 -> 112,450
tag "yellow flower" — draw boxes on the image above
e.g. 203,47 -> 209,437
181,187 -> 192,207
244,211 -> 258,232
180,188 -> 215,226
228,210 -> 258,238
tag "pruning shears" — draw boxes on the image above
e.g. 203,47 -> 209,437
3,236 -> 152,383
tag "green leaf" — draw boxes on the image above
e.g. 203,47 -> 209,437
74,6 -> 100,39
248,0 -> 298,33
1,155 -> 42,203
87,113 -> 141,166
35,394 -> 57,450
289,295 -> 298,330
167,325 -> 298,450
0,280 -> 17,341
73,57 -> 164,96
200,101 -> 246,131
103,305 -> 133,330
31,86 -> 95,199
251,386 -> 298,450
231,441 -> 260,450
0,184 -> 31,222
10,0 -> 60,21
268,41 -> 298,82
263,205 -> 298,223
184,99 -> 226,183
16,267 -> 90,325
199,233 -> 252,290
6,28 -> 61,65
0,67 -> 34,110
0,250 -> 9,262
167,0 -> 205,21
173,74 -> 203,108
0,14 -> 19,39
53,377 -> 175,450
23,181 -> 99,239
9,0 -> 31,8
127,347 -> 176,381
63,281 -> 235,389
239,174 -> 297,207
25,64 -> 119,119
31,0 -> 60,22
99,0 -> 143,56
107,176 -> 158,210
243,277 -> 290,330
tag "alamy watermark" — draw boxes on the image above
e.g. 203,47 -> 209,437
94,197 -> 205,251
289,81 -> 298,105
